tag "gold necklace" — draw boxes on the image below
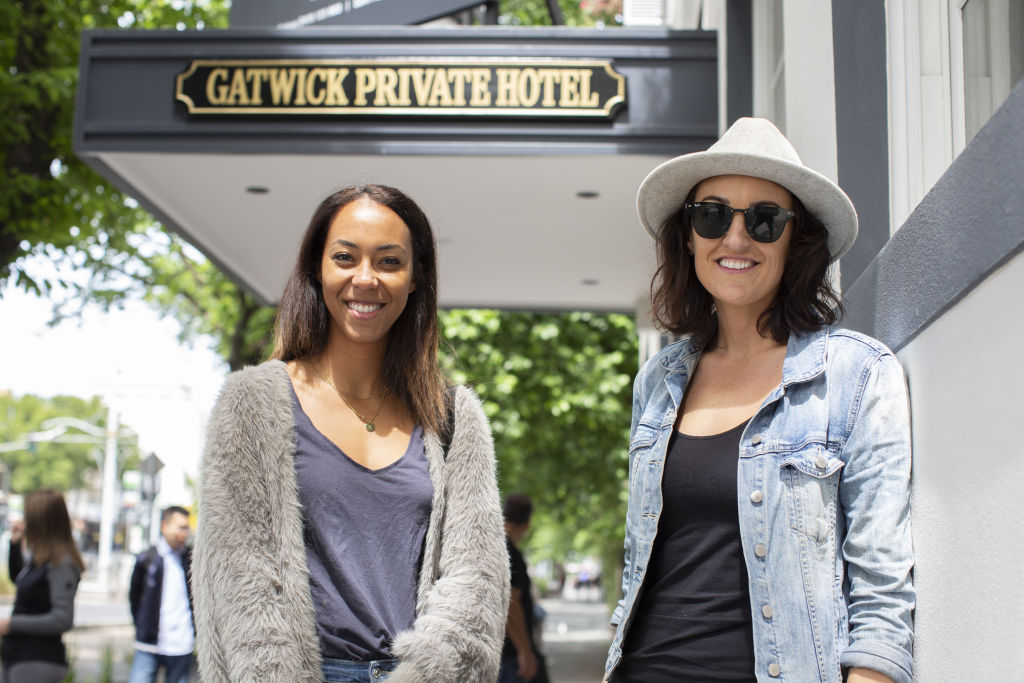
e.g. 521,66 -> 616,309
317,367 -> 387,432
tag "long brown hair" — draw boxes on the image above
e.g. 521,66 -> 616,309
24,489 -> 85,572
272,184 -> 447,436
650,188 -> 842,347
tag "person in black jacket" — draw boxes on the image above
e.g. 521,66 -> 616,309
128,505 -> 194,683
0,489 -> 83,683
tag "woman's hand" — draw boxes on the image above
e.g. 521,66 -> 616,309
0,617 -> 10,636
9,519 -> 24,544
847,668 -> 895,683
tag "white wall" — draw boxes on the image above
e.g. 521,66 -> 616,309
897,251 -> 1024,681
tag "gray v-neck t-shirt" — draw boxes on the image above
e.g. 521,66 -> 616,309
289,384 -> 433,661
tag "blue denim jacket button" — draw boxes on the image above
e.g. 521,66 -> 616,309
814,455 -> 828,469
750,490 -> 763,504
768,662 -> 781,677
751,433 -> 763,445
754,543 -> 767,557
761,604 -> 773,618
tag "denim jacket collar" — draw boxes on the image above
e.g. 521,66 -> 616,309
658,328 -> 829,389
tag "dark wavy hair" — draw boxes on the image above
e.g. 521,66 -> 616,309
271,184 -> 447,436
650,186 -> 843,348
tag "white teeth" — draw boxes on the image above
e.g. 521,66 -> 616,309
719,258 -> 755,270
348,301 -> 383,313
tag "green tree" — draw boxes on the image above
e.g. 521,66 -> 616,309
441,310 -> 636,587
0,392 -> 138,493
499,0 -> 622,26
0,0 -> 229,294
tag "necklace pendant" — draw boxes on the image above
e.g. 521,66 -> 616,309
365,422 -> 375,432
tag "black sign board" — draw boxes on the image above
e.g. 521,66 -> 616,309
175,58 -> 627,118
230,0 -> 487,28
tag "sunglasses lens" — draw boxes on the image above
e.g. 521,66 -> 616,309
687,203 -> 731,239
746,207 -> 787,243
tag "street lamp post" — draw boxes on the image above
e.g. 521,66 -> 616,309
97,403 -> 120,590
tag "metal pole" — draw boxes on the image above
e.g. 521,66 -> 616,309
97,403 -> 119,592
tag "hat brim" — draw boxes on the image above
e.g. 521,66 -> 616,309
637,150 -> 858,261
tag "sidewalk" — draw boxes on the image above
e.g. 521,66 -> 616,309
539,596 -> 613,683
2,592 -> 612,682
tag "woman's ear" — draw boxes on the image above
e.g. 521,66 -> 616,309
687,237 -> 695,255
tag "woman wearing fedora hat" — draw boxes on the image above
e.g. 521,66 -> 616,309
604,118 -> 914,683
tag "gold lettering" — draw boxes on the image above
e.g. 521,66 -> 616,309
354,68 -> 377,106
537,69 -> 561,107
559,70 -> 580,107
495,69 -> 518,107
293,69 -> 308,106
324,68 -> 349,105
227,68 -> 250,106
427,68 -> 453,106
304,68 -> 327,105
517,68 -> 540,107
447,68 -> 471,106
409,69 -> 432,106
578,69 -> 599,108
470,68 -> 491,106
268,68 -> 299,105
375,68 -> 399,106
246,69 -> 268,105
396,68 -> 415,105
206,68 -> 229,105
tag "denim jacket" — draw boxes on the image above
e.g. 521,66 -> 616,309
606,327 -> 914,683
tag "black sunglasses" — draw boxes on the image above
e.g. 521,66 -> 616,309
683,201 -> 795,243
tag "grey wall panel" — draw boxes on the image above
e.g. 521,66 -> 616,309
832,0 -> 890,289
843,81 -> 1024,352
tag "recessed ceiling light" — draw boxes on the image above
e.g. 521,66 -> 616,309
576,191 -> 599,199
246,186 -> 269,195
581,278 -> 600,286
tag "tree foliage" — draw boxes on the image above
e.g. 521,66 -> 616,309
441,310 -> 636,572
499,0 -> 622,26
0,392 -> 138,493
0,0 -> 230,313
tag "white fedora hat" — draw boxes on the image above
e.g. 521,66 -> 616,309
636,117 -> 858,261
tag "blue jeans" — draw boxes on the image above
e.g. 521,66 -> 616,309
322,657 -> 397,683
129,650 -> 192,683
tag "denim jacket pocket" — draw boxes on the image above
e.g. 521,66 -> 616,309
780,446 -> 843,545
628,422 -> 661,480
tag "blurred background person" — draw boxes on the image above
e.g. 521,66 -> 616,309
0,489 -> 84,683
500,493 -> 548,683
128,505 -> 194,683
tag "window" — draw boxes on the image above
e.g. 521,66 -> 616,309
961,0 -> 1024,142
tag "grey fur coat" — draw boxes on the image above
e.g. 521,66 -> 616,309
192,360 -> 509,682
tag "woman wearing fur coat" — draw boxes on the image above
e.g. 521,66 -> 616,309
192,184 -> 510,683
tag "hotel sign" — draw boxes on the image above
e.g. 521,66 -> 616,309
175,58 -> 626,118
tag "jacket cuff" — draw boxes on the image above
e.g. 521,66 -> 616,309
841,640 -> 913,683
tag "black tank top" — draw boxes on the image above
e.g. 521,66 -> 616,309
613,421 -> 756,683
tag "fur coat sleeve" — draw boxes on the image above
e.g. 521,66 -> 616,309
192,362 -> 322,682
387,385 -> 511,683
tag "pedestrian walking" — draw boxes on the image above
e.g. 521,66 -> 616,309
192,184 -> 509,683
0,489 -> 83,683
498,493 -> 548,683
128,505 -> 194,683
606,118 -> 914,683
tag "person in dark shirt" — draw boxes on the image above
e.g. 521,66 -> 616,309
0,490 -> 84,683
499,493 -> 540,683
